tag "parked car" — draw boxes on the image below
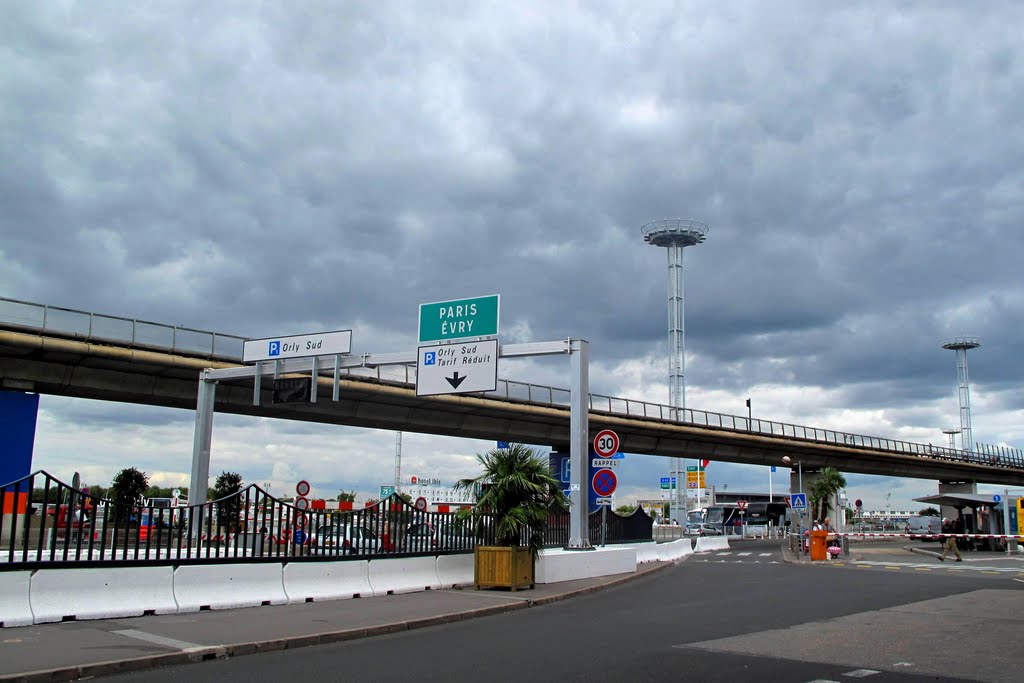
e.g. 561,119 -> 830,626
405,521 -> 441,549
405,521 -> 476,551
688,524 -> 723,537
906,516 -> 942,539
310,524 -> 380,554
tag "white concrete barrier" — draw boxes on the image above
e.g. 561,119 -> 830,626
674,539 -> 694,558
535,546 -> 635,584
368,556 -> 441,596
694,536 -> 730,553
0,571 -> 33,627
282,560 -> 372,604
174,563 -> 286,612
30,566 -> 176,624
660,539 -> 694,561
656,541 -> 674,562
622,542 -> 660,564
436,554 -> 474,588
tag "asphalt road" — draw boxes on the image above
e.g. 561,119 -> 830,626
106,540 -> 1024,682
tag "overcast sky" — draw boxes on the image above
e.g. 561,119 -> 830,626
2,2 -> 1022,512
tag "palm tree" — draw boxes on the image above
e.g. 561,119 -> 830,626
454,443 -> 568,553
809,467 -> 847,524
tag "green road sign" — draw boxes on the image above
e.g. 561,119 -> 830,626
379,485 -> 395,498
419,295 -> 499,343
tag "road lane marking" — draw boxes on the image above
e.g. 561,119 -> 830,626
113,629 -> 203,651
759,552 -> 772,557
842,669 -> 879,677
716,552 -> 732,556
737,552 -> 751,556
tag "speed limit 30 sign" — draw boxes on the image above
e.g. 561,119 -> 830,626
593,429 -> 620,458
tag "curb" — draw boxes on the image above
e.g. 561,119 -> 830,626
0,563 -> 674,683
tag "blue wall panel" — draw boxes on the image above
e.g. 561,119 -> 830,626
0,391 -> 39,488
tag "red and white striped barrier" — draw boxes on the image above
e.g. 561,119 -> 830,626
831,533 -> 1024,540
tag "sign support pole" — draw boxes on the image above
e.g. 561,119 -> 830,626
253,361 -> 262,406
189,370 -> 216,538
568,338 -> 591,549
310,356 -> 318,403
333,355 -> 341,401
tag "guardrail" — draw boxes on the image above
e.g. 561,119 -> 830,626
0,296 -> 246,361
3,296 -> 1022,470
0,472 -> 652,569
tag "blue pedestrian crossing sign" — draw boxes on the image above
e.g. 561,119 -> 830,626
790,493 -> 807,510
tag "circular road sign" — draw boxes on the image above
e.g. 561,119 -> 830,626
737,499 -> 748,510
993,494 -> 1002,503
172,488 -> 181,498
593,429 -> 620,458
294,496 -> 310,511
293,529 -> 308,546
592,468 -> 618,498
415,496 -> 428,512
296,480 -> 311,497
294,512 -> 307,529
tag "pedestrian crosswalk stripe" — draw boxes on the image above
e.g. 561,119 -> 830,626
737,552 -> 751,556
759,552 -> 772,557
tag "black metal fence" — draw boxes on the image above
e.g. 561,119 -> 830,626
1,472 -> 653,569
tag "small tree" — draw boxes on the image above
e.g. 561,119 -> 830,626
808,467 -> 846,523
337,490 -> 356,503
454,443 -> 568,552
213,471 -> 243,531
918,507 -> 940,517
110,467 -> 148,506
615,504 -> 637,515
110,467 -> 149,524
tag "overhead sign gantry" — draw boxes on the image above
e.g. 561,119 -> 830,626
189,293 -> 594,549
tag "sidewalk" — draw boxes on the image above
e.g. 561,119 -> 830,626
0,562 -> 672,682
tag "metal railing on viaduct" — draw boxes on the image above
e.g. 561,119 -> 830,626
2,297 -> 1023,483
0,472 -> 653,570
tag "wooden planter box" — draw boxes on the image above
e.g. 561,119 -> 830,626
474,545 -> 534,591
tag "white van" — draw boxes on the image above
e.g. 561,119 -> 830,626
906,516 -> 942,539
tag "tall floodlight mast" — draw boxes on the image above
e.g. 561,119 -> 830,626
942,428 -> 961,451
642,219 -> 709,525
942,336 -> 981,452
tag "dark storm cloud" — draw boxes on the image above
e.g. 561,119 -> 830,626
2,0 -> 1022,499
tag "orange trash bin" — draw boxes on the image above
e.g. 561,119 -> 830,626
810,530 -> 829,561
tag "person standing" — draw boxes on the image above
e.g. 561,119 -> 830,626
939,518 -> 963,562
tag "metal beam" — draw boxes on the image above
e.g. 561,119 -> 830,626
568,339 -> 590,549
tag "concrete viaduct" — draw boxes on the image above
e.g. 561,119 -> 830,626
2,324 -> 1022,488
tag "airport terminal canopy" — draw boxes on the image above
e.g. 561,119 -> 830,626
913,493 -> 1001,511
